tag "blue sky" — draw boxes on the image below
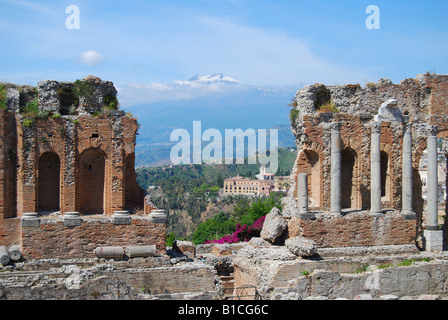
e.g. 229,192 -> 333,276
0,0 -> 447,106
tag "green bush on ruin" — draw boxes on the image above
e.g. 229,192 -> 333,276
103,93 -> 119,110
0,85 -> 7,110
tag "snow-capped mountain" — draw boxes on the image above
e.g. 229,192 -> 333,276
174,73 -> 244,87
121,73 -> 300,166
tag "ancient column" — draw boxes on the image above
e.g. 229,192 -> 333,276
370,121 -> 383,216
401,122 -> 416,219
424,125 -> 443,251
426,125 -> 439,229
297,173 -> 314,219
330,122 -> 342,217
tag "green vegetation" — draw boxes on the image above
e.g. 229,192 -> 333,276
191,194 -> 282,245
288,98 -> 300,123
0,85 -> 7,110
317,99 -> 339,113
289,109 -> 300,123
73,79 -> 93,101
103,93 -> 119,110
136,147 -> 296,240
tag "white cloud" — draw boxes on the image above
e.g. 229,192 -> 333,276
77,50 -> 105,67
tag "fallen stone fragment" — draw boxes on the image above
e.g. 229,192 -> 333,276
285,237 -> 317,257
260,207 -> 287,244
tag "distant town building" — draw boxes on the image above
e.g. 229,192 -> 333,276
222,164 -> 291,196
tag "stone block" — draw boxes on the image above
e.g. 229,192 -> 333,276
424,230 -> 443,252
21,213 -> 40,228
63,212 -> 81,227
173,240 -> 196,258
260,207 -> 287,244
113,211 -> 131,225
285,237 -> 317,257
149,209 -> 167,224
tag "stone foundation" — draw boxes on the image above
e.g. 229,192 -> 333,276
287,211 -> 417,248
21,215 -> 166,259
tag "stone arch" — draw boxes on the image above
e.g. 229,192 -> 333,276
78,148 -> 106,215
38,152 -> 61,213
296,148 -> 323,209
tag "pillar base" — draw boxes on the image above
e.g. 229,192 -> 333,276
329,211 -> 343,218
149,209 -> 167,224
297,212 -> 316,220
424,230 -> 443,252
113,210 -> 131,225
22,212 -> 40,227
401,210 -> 417,220
63,212 -> 81,227
369,210 -> 385,217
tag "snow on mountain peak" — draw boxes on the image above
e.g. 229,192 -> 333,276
183,73 -> 244,85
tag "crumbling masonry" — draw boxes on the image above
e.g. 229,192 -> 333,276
282,73 -> 448,252
0,76 -> 166,260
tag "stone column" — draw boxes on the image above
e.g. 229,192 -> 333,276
330,122 -> 342,217
426,125 -> 439,229
297,173 -> 314,219
370,121 -> 383,216
401,122 -> 416,219
424,125 -> 443,251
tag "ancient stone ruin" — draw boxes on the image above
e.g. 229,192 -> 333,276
2,74 -> 448,300
0,76 -> 166,260
230,73 -> 448,300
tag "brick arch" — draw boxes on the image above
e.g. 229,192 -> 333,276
77,137 -> 112,159
37,140 -> 65,161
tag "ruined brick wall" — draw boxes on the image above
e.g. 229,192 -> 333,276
0,76 -> 160,255
287,212 -> 416,248
283,74 -> 448,248
21,216 -> 166,259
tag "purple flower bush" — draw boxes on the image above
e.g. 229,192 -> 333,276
205,216 -> 266,244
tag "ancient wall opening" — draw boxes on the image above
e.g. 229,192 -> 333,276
297,150 -> 321,208
341,148 -> 357,209
78,148 -> 105,215
38,152 -> 60,213
380,151 -> 391,203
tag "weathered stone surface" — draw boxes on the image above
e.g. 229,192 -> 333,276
354,294 -> 373,300
260,207 -> 287,244
285,237 -> 317,257
380,294 -> 399,300
418,294 -> 441,300
173,240 -> 196,259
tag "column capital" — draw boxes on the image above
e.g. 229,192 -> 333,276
371,121 -> 382,134
403,122 -> 413,134
330,122 -> 340,133
427,125 -> 439,137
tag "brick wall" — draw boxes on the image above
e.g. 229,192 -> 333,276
287,212 -> 416,248
21,216 -> 166,259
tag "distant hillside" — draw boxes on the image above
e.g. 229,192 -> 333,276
136,147 -> 297,238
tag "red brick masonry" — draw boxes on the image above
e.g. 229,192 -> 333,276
21,216 -> 166,259
288,212 -> 416,248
